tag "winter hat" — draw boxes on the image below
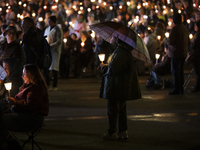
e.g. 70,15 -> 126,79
49,16 -> 57,23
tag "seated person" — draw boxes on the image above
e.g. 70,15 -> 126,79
146,45 -> 171,89
0,58 -> 23,112
0,64 -> 49,149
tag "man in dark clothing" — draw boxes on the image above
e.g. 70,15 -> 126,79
167,13 -> 190,95
0,26 -> 26,66
21,17 -> 50,86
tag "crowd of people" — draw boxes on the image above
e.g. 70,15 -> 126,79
0,0 -> 198,88
0,0 -> 199,146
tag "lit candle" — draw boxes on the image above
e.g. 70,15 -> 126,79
157,35 -> 161,41
187,19 -> 190,24
38,17 -> 43,22
189,34 -> 193,40
87,8 -> 91,12
165,32 -> 169,38
43,5 -> 47,9
168,21 -> 172,26
109,6 -> 113,10
18,1 -> 22,5
81,42 -> 85,47
98,54 -> 105,63
23,3 -> 27,7
63,38 -> 67,43
4,82 -> 12,97
32,13 -> 36,17
155,54 -> 160,64
127,1 -> 130,6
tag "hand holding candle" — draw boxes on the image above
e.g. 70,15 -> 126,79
155,54 -> 160,64
81,42 -> 85,47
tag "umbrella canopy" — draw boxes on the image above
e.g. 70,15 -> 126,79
89,21 -> 151,62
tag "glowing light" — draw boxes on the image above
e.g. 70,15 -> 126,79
23,3 -> 27,7
43,5 -> 47,9
187,19 -> 190,24
98,54 -> 105,63
109,6 -> 113,10
157,35 -> 161,40
189,34 -> 193,39
63,38 -> 67,43
18,1 -> 22,5
178,10 -> 181,14
127,1 -> 130,6
32,13 -> 36,17
38,17 -> 43,22
81,42 -> 85,47
165,32 -> 169,38
80,6 -> 83,10
87,8 -> 91,12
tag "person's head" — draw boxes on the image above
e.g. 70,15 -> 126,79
48,15 -> 57,27
21,17 -> 34,32
3,58 -> 23,78
195,12 -> 200,21
3,26 -> 18,43
80,31 -> 88,39
77,14 -> 84,21
22,64 -> 48,92
71,33 -> 77,40
173,13 -> 182,25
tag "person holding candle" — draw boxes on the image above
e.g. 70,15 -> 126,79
167,13 -> 190,95
0,64 -> 49,149
100,36 -> 141,140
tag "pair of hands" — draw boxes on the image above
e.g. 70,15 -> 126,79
6,97 -> 16,105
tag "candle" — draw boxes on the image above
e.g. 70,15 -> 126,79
155,54 -> 160,64
81,42 -> 85,47
4,82 -> 12,97
63,38 -> 67,43
165,32 -> 169,38
189,34 -> 193,40
187,19 -> 190,24
98,54 -> 105,63
157,35 -> 161,41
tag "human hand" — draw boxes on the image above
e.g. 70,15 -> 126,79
6,97 -> 16,105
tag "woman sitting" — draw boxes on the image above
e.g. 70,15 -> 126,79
0,64 -> 49,149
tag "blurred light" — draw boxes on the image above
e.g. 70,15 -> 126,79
38,17 -> 43,22
193,3 -> 196,7
170,9 -> 173,12
103,2 -> 106,6
63,38 -> 67,43
187,19 -> 190,24
148,27 -> 151,30
127,1 -> 130,6
189,34 -> 193,39
109,6 -> 113,10
143,3 -> 146,7
87,8 -> 91,12
119,5 -> 122,9
91,31 -> 95,38
178,10 -> 181,13
32,13 -> 36,17
98,0 -> 102,3
6,9 -> 9,13
78,10 -> 82,14
80,6 -> 83,10
66,9 -> 69,14
17,14 -> 20,18
8,6 -> 10,9
96,6 -> 99,9
168,21 -> 172,26
20,15 -> 24,20
23,3 -> 27,7
80,2 -> 82,5
165,32 -> 169,38
155,9 -> 158,13
18,1 -> 22,5
157,35 -> 161,40
43,5 -> 47,9
128,21 -> 132,26
143,15 -> 148,19
91,0 -> 95,2
6,3 -> 9,6
72,5 -> 76,9
0,8 -> 2,11
163,5 -> 166,9
163,10 -> 166,14
55,0 -> 59,3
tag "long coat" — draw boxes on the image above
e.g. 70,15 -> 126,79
100,43 -> 141,100
44,25 -> 63,71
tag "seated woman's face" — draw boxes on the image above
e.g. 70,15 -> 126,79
3,62 -> 9,77
22,69 -> 30,84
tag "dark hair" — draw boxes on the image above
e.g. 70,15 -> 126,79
23,17 -> 34,26
173,13 -> 182,25
1,24 -> 7,30
24,64 -> 48,95
49,15 -> 57,23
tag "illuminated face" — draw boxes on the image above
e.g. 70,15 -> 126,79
22,68 -> 30,84
3,62 -> 9,77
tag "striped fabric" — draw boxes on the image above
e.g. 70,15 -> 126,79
89,21 -> 151,62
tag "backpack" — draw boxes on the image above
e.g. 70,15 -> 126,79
42,37 -> 52,69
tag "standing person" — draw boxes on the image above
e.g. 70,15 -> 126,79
44,16 -> 63,90
188,20 -> 200,92
21,17 -> 50,87
167,13 -> 190,95
100,37 -> 141,140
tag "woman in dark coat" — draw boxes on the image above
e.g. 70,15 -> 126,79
100,37 -> 141,140
188,20 -> 200,92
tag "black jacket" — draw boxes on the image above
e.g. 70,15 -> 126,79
0,40 -> 26,65
22,27 -> 43,67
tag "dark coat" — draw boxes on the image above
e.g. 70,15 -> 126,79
22,27 -> 43,67
189,31 -> 200,63
0,40 -> 26,66
100,43 -> 141,100
167,23 -> 189,58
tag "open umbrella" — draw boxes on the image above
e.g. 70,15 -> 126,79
89,21 -> 151,62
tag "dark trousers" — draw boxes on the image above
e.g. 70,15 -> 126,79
171,57 -> 185,92
41,68 -> 50,87
59,55 -> 70,78
193,62 -> 200,90
52,70 -> 58,87
107,99 -> 127,134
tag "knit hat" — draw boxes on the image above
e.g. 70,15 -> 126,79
3,26 -> 18,38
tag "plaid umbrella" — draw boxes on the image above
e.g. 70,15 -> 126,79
89,21 -> 151,62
